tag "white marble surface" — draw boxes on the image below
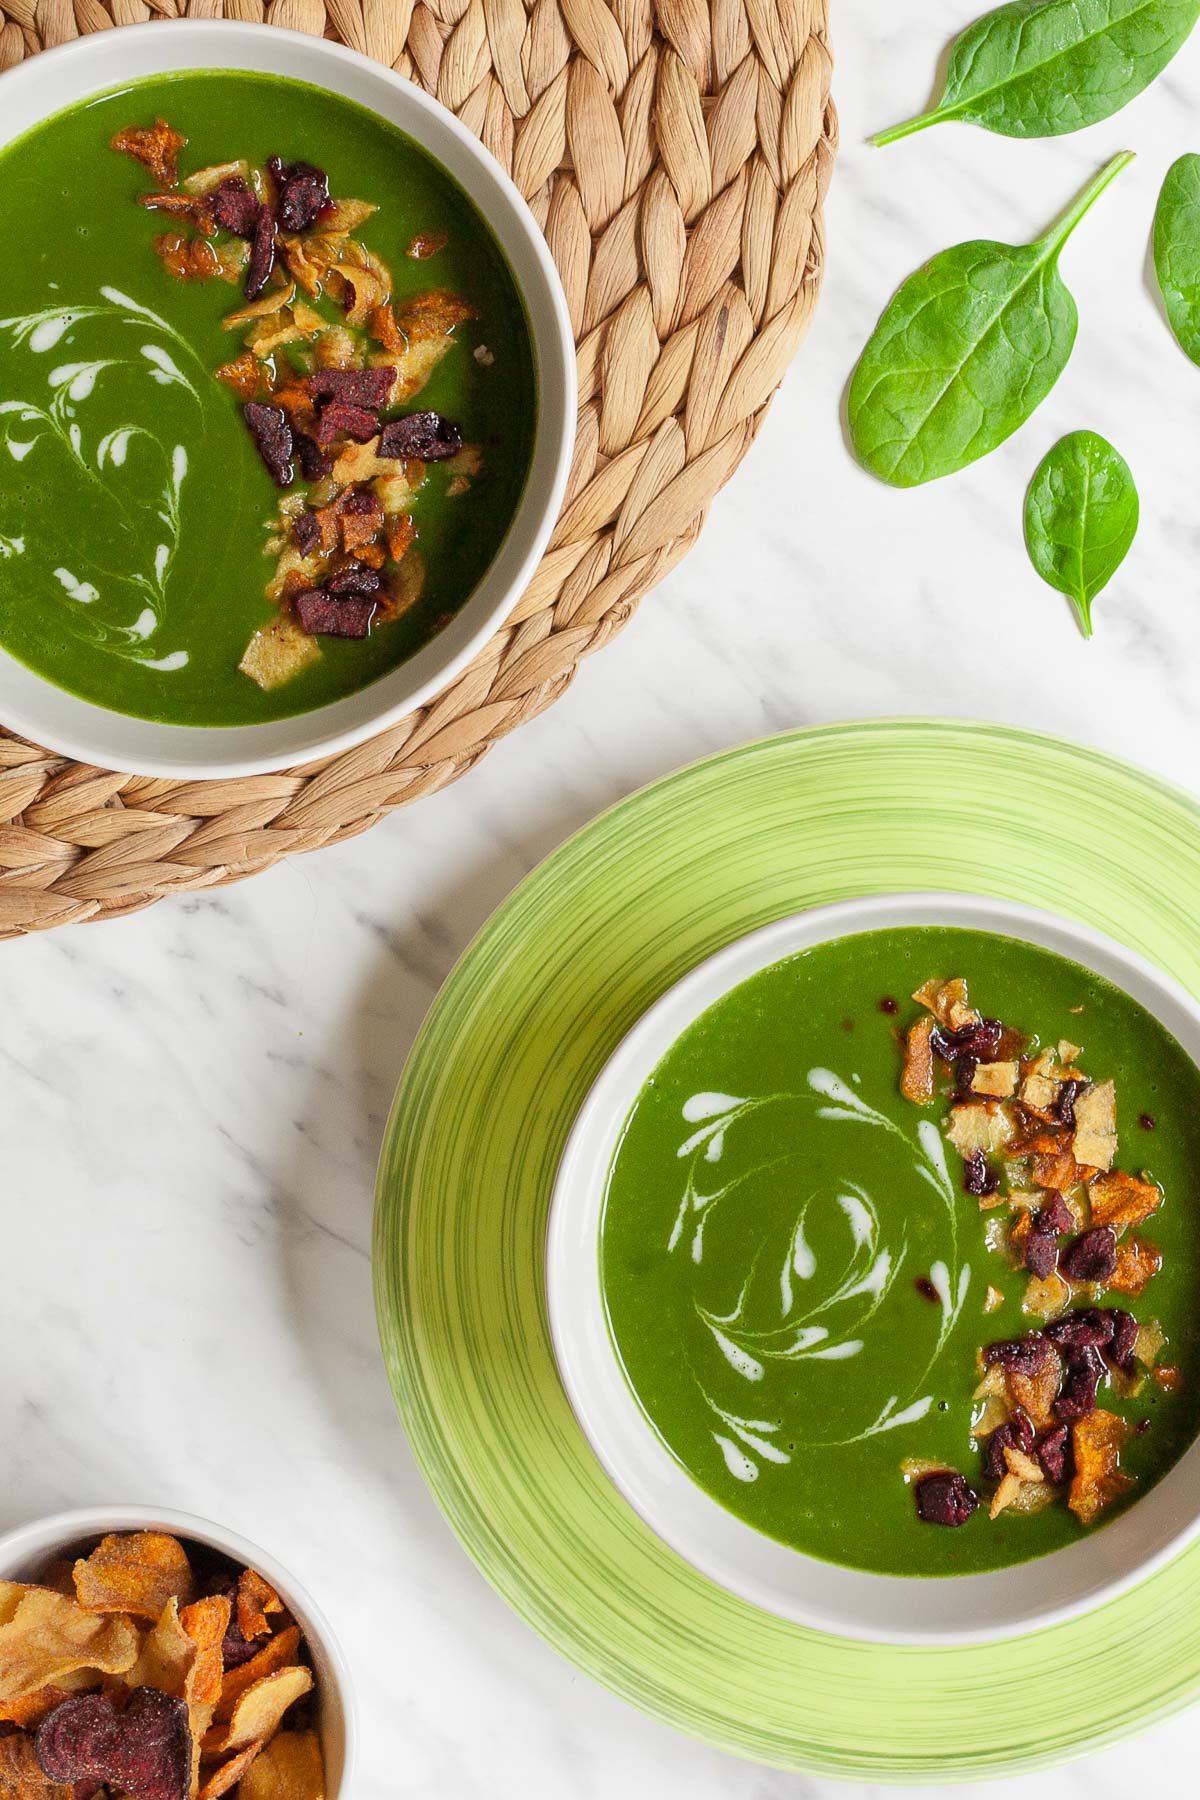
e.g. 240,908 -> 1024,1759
7,2 -> 1200,1793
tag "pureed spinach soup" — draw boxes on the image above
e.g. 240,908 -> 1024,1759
0,73 -> 536,725
600,928 -> 1200,1577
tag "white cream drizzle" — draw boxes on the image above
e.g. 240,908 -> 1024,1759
0,291 -> 205,674
667,1062 -> 971,1479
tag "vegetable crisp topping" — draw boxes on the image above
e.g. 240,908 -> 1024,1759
899,972 -> 1173,1535
113,119 -> 487,688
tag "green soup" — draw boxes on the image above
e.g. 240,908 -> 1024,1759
600,928 -> 1200,1577
0,72 -> 536,725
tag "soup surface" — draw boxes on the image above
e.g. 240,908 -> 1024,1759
0,72 -> 536,725
600,928 -> 1200,1576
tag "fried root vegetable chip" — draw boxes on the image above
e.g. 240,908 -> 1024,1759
0,1681 -> 89,1730
899,1016 -> 934,1106
111,120 -> 187,188
203,1666 -> 312,1758
36,1687 -> 191,1800
197,1742 -> 263,1799
234,1576 -> 281,1648
1069,1409 -> 1135,1526
74,1535 -> 195,1625
1109,1235 -> 1163,1296
912,976 -> 977,1030
1072,1080 -> 1117,1172
212,1631 -> 300,1727
1089,1170 -> 1163,1232
1007,1341 -> 1063,1429
180,1599 -> 232,1713
0,1727 -> 71,1799
238,611 -> 323,693
0,1592 -> 139,1702
237,1731 -> 324,1800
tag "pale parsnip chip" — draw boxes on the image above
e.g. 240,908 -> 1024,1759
204,1665 -> 312,1757
947,1103 -> 1014,1159
0,1589 -> 139,1701
239,617 -> 322,692
971,1062 -> 1018,1099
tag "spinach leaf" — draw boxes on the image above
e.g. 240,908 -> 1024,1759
873,0 -> 1200,147
848,153 -> 1131,488
1153,154 -> 1200,363
1024,430 -> 1138,636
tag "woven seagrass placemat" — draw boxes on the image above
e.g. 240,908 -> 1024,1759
0,0 -> 834,937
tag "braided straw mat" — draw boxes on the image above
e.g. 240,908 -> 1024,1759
0,0 -> 835,937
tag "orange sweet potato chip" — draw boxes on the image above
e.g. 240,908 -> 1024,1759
74,1532 -> 195,1623
237,1730 -> 324,1800
215,351 -> 266,402
111,118 -> 187,188
1109,1235 -> 1163,1296
235,1573 -> 282,1646
213,1627 -> 300,1725
203,1665 -> 312,1758
1070,1408 -> 1135,1526
198,1742 -> 264,1799
181,1596 -> 233,1712
0,1683 -> 77,1728
0,1589 -> 139,1701
900,1016 -> 934,1106
0,1727 -> 71,1799
1089,1170 -> 1163,1232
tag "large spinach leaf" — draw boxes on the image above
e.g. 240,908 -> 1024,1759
1153,154 -> 1200,363
848,153 -> 1132,488
1024,430 -> 1139,636
873,0 -> 1200,146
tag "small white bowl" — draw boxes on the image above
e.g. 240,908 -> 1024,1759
0,1504 -> 354,1790
547,891 -> 1200,1644
0,22 -> 575,778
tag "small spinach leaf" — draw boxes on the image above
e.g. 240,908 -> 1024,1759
848,154 -> 1132,488
1153,153 -> 1200,363
874,0 -> 1200,146
1024,430 -> 1138,636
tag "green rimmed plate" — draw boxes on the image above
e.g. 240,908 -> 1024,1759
374,721 -> 1200,1781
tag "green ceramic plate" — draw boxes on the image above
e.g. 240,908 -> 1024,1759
374,721 -> 1200,1781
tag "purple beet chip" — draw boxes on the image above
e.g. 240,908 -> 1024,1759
294,588 -> 376,639
377,410 -> 464,462
1024,1225 -> 1059,1280
244,202 -> 276,300
962,1150 -> 999,1197
983,1333 -> 1049,1377
328,562 -> 381,598
929,1017 -> 1004,1064
294,432 -> 332,483
243,403 -> 294,488
1060,1226 -> 1118,1285
315,402 -> 379,447
268,156 -> 331,232
1056,1077 -> 1088,1128
914,1470 -> 979,1527
983,1408 -> 1034,1483
1036,1423 -> 1071,1485
1108,1307 -> 1139,1373
1046,1308 -> 1115,1351
293,510 -> 320,556
1054,1344 -> 1105,1420
37,1688 -> 191,1800
211,176 -> 260,238
304,366 -> 396,410
1039,1191 -> 1075,1236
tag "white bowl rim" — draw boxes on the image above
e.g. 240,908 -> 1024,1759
0,1502 -> 356,1791
547,890 -> 1200,1645
0,20 -> 576,778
